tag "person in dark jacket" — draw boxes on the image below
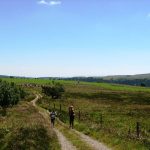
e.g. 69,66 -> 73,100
69,106 -> 75,129
50,110 -> 56,127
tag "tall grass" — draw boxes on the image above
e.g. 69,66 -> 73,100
0,101 -> 60,150
37,82 -> 150,150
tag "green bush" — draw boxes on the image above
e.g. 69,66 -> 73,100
42,82 -> 65,99
0,80 -> 26,110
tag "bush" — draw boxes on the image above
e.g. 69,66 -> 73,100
0,80 -> 26,110
42,82 -> 65,99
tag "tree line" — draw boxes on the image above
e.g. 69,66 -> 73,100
60,77 -> 150,87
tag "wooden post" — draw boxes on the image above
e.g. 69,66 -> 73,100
100,114 -> 103,127
49,101 -> 51,109
128,127 -> 131,137
78,110 -> 81,122
136,122 -> 140,138
60,104 -> 62,112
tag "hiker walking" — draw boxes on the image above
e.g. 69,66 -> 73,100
69,106 -> 75,129
50,110 -> 57,127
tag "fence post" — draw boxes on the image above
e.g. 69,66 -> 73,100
100,114 -> 103,128
128,127 -> 131,137
136,122 -> 140,138
60,104 -> 62,112
78,110 -> 81,122
54,103 -> 55,110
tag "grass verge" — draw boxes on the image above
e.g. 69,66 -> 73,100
56,120 -> 93,150
0,101 -> 60,150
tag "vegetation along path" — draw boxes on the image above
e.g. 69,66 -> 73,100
54,128 -> 77,150
31,94 -> 76,150
73,129 -> 111,150
31,94 -> 111,150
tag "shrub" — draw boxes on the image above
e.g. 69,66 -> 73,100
42,82 -> 65,99
0,80 -> 26,110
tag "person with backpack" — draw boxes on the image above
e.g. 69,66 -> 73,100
50,110 -> 56,127
69,105 -> 75,129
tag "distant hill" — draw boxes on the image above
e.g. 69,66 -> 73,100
101,73 -> 150,80
1,73 -> 150,87
0,75 -> 32,79
60,73 -> 150,87
0,75 -> 9,78
96,74 -> 150,87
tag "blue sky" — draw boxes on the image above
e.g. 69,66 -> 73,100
0,0 -> 150,77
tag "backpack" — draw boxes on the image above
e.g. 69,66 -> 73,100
50,112 -> 56,119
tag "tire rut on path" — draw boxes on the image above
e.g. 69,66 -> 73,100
73,130 -> 111,150
57,119 -> 111,150
54,128 -> 77,150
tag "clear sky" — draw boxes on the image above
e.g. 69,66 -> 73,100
0,0 -> 150,77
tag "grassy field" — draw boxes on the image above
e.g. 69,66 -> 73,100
0,78 -> 71,85
1,77 -> 150,149
2,77 -> 150,92
0,91 -> 60,150
37,81 -> 150,150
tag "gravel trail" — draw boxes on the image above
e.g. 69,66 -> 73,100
31,94 -> 111,150
54,128 -> 77,150
74,130 -> 111,150
31,94 -> 77,150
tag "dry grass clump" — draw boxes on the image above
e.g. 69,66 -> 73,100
0,101 -> 60,150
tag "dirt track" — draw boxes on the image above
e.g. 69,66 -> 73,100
31,94 -> 111,150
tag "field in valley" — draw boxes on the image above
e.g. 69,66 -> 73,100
37,80 -> 150,150
0,77 -> 150,150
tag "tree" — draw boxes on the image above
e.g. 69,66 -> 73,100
0,80 -> 26,114
42,82 -> 65,99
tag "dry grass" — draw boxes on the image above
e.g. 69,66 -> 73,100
56,120 -> 93,150
0,101 -> 60,150
37,82 -> 150,150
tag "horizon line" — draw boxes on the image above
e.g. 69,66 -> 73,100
0,73 -> 150,79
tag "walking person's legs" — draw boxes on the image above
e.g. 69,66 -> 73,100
51,119 -> 55,128
53,119 -> 55,127
69,117 -> 72,128
51,119 -> 53,127
71,120 -> 73,128
70,117 -> 74,129
72,118 -> 74,129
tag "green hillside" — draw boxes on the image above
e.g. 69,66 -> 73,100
38,79 -> 150,150
101,73 -> 150,80
0,78 -> 150,150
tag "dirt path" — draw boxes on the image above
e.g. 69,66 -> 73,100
31,94 -> 77,150
57,119 -> 111,150
31,94 -> 111,150
54,128 -> 77,150
31,94 -> 42,107
74,130 -> 111,150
